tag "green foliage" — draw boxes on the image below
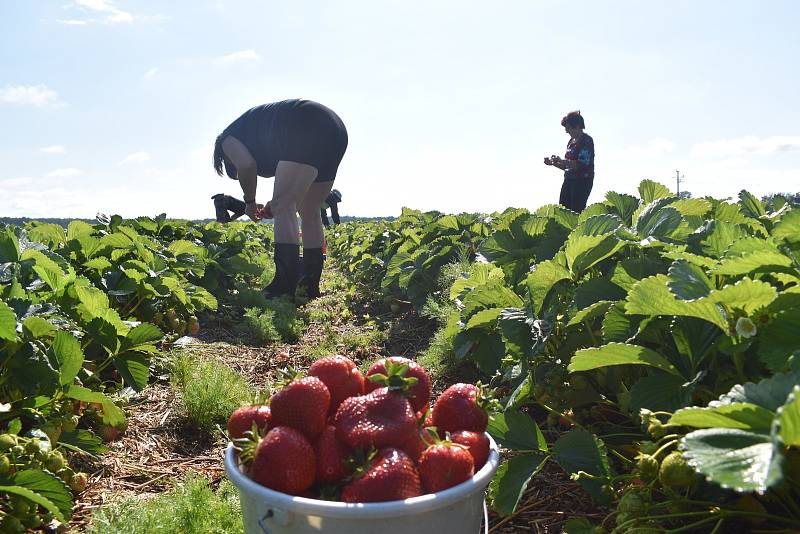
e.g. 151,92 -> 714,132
241,297 -> 305,344
168,353 -> 254,434
87,474 -> 242,534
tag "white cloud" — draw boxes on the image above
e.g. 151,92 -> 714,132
691,135 -> 800,159
610,138 -> 676,159
41,145 -> 67,155
144,67 -> 158,80
0,84 -> 62,107
57,19 -> 89,25
67,0 -> 135,24
46,168 -> 82,179
0,177 -> 34,189
118,152 -> 151,165
219,49 -> 261,63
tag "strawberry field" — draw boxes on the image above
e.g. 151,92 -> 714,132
2,180 -> 800,533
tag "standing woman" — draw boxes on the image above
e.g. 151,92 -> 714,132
213,99 -> 348,299
543,111 -> 594,212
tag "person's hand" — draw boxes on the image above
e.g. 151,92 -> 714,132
544,156 -> 553,166
256,201 -> 273,220
245,202 -> 263,221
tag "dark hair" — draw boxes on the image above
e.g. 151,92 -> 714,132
561,111 -> 585,129
213,135 -> 237,179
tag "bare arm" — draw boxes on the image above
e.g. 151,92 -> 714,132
221,136 -> 261,219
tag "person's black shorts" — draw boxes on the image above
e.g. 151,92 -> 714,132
559,178 -> 593,212
282,101 -> 348,183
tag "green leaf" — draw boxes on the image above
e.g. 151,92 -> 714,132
668,260 -> 712,300
525,259 -> 571,315
8,469 -> 73,520
712,250 -> 794,276
681,428 -> 784,494
629,373 -> 696,414
569,343 -> 682,376
124,322 -> 163,347
567,300 -> 614,328
777,386 -> 800,446
0,226 -> 21,262
716,372 -> 800,412
51,330 -> 84,387
772,208 -> 800,245
602,302 -> 637,342
572,278 -> 625,311
669,403 -> 776,432
23,250 -> 67,291
636,205 -> 682,239
565,233 -> 623,276
605,191 -> 639,225
75,284 -> 110,319
738,190 -> 766,218
65,385 -> 126,427
67,220 -> 95,240
0,299 -> 17,341
58,429 -> 109,456
22,316 -> 56,339
626,274 -> 727,331
488,409 -> 547,451
552,429 -> 613,505
638,179 -> 672,203
465,308 -> 502,330
563,517 -> 602,534
0,484 -> 67,522
709,278 -> 777,316
670,198 -> 712,217
575,214 -> 623,236
488,453 -> 548,516
28,223 -> 66,247
113,353 -> 150,391
692,220 -> 750,258
469,331 -> 506,375
758,310 -> 800,372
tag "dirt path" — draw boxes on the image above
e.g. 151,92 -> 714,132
68,269 -> 601,533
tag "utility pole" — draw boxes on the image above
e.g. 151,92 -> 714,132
676,170 -> 684,196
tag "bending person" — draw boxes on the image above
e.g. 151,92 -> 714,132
543,111 -> 594,212
213,99 -> 348,299
211,193 -> 246,222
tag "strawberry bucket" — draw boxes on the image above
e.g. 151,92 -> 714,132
224,435 -> 500,534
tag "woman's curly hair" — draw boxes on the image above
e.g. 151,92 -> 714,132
561,111 -> 585,129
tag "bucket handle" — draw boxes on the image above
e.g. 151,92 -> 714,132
258,506 -> 291,533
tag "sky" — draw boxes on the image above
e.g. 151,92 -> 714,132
1,0 -> 799,219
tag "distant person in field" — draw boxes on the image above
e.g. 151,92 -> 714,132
211,193 -> 246,223
321,189 -> 343,227
543,110 -> 595,212
213,99 -> 348,300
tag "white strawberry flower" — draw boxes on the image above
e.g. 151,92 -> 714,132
735,317 -> 757,338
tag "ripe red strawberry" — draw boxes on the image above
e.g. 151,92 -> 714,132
334,388 -> 416,449
400,426 -> 436,464
250,426 -> 316,495
341,448 -> 422,502
270,376 -> 330,440
227,405 -> 272,440
418,442 -> 475,493
450,430 -> 490,471
314,425 -> 351,483
365,357 -> 432,412
432,383 -> 488,433
309,355 -> 365,415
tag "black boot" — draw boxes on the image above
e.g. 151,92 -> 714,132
263,243 -> 300,299
297,248 -> 324,299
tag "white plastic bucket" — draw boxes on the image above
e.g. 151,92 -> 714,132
224,435 -> 500,534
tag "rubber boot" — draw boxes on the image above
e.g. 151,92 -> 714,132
297,248 -> 324,300
263,243 -> 300,300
